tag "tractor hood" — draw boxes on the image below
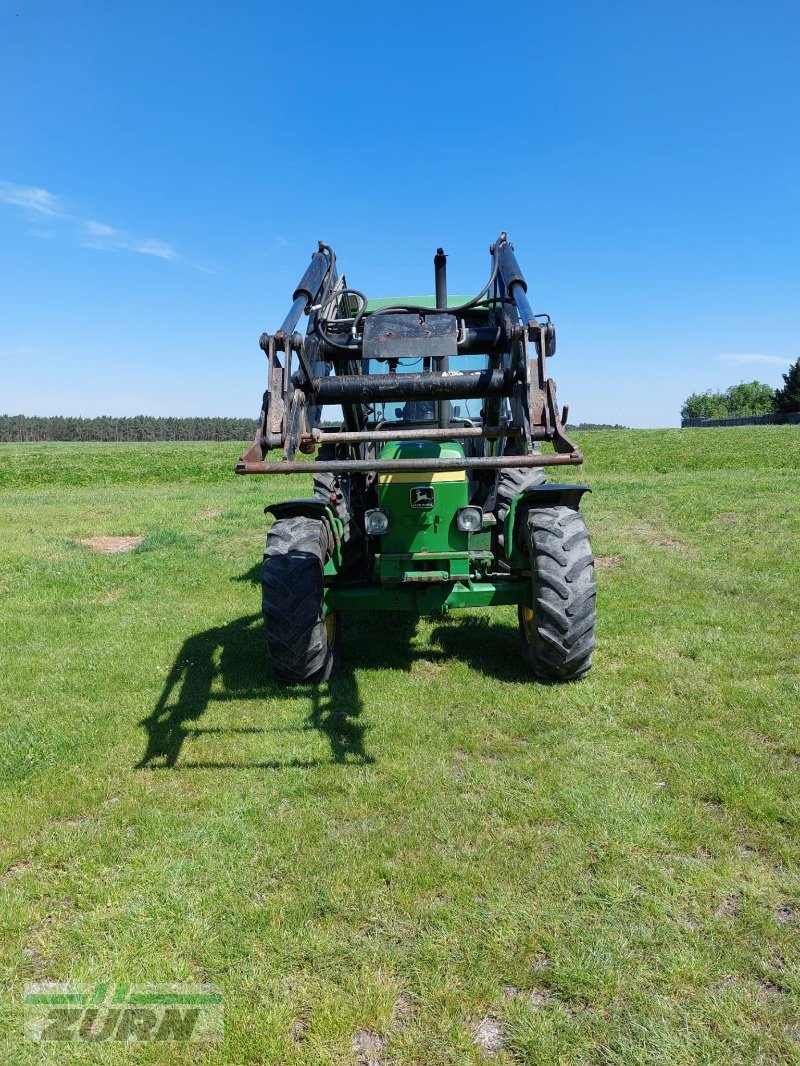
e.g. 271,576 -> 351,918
378,439 -> 466,464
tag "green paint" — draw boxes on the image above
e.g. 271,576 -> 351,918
322,506 -> 344,576
319,438 -> 537,612
504,490 -> 527,570
376,440 -> 470,562
325,578 -> 531,615
89,982 -> 111,1004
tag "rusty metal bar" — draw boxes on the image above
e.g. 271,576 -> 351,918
236,452 -> 582,476
309,424 -> 525,445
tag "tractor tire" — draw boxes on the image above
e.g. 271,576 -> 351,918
519,506 -> 596,682
262,516 -> 339,685
313,444 -> 352,534
494,464 -> 546,556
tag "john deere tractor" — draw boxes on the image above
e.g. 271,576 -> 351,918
237,234 -> 596,683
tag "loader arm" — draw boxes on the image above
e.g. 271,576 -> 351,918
236,234 -> 581,476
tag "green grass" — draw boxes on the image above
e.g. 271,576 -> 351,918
0,427 -> 799,1064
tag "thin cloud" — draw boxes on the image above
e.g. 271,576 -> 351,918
716,353 -> 790,367
130,238 -> 178,261
2,180 -> 180,263
80,221 -> 178,260
0,180 -> 65,217
83,220 -> 119,238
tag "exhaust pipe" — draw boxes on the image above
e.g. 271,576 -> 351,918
434,247 -> 451,428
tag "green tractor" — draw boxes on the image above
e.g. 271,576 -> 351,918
237,235 -> 596,683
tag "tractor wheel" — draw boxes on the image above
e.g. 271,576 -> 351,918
494,464 -> 546,556
262,516 -> 339,685
313,469 -> 350,530
313,443 -> 351,527
519,506 -> 596,682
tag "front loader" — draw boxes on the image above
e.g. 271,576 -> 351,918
237,234 -> 596,683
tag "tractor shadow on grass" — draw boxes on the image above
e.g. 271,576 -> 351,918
428,615 -> 533,683
137,613 -> 373,770
136,568 -> 417,771
137,568 -> 530,771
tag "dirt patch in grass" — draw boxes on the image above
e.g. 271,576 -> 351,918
76,535 -> 143,553
22,943 -> 50,978
412,657 -> 445,678
352,1028 -> 387,1065
452,750 -> 469,780
94,588 -> 123,603
752,731 -> 779,748
595,553 -> 622,569
473,1016 -> 506,1055
392,993 -> 417,1031
503,983 -> 584,1017
56,815 -> 92,829
631,522 -> 685,550
756,977 -> 787,999
714,894 -> 741,919
2,860 -> 32,881
774,905 -> 798,924
290,1014 -> 310,1043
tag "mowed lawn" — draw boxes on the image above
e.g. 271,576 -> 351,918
0,427 -> 799,1065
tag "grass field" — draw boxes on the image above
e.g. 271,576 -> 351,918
1,427 -> 799,1064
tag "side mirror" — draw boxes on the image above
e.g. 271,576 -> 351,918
453,406 -> 461,417
395,408 -> 403,418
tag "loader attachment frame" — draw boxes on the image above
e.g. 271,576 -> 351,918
236,233 -> 581,476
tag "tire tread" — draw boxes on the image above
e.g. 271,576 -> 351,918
521,506 -> 596,681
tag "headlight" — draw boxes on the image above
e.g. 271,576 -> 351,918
365,509 -> 390,536
456,506 -> 483,533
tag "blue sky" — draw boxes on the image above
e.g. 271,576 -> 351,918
1,0 -> 797,427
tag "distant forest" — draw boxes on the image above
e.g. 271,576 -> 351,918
0,415 -> 257,443
1,414 -> 627,443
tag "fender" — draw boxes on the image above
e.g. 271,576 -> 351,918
506,483 -> 592,569
264,498 -> 332,522
264,498 -> 344,570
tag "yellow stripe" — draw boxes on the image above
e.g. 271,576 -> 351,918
377,471 -> 467,484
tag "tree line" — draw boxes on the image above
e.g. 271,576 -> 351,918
681,358 -> 800,420
1,414 -> 630,443
0,415 -> 257,443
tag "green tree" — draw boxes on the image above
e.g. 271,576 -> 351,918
681,390 -> 730,420
724,380 -> 775,416
681,380 -> 775,420
774,357 -> 800,415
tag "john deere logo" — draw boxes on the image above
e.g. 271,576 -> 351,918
410,486 -> 435,510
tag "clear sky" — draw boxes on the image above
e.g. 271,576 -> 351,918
1,1 -> 797,427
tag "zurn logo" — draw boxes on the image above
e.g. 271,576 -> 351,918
24,983 -> 223,1043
